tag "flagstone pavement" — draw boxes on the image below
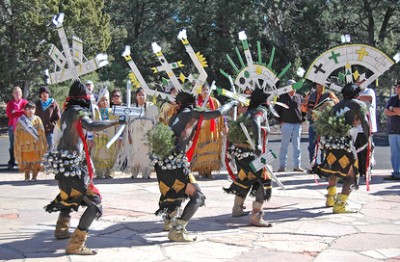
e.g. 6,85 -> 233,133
0,169 -> 399,262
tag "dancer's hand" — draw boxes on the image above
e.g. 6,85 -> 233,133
118,116 -> 127,124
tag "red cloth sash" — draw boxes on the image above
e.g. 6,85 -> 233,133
186,96 -> 216,162
76,119 -> 101,198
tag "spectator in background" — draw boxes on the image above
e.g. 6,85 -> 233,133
110,89 -> 125,107
127,87 -> 159,179
189,83 -> 226,178
6,86 -> 28,170
355,85 -> 377,180
14,101 -> 47,181
35,86 -> 61,152
85,80 -> 98,103
275,79 -> 306,172
303,83 -> 339,168
109,88 -> 127,171
84,80 -> 98,149
159,85 -> 178,125
383,80 -> 400,180
91,88 -> 119,179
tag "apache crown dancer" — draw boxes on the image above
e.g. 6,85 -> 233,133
43,80 -> 124,255
224,88 -> 273,227
148,91 -> 237,242
314,83 -> 370,213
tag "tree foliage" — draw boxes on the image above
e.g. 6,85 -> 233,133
0,0 -> 110,102
1,0 -> 399,105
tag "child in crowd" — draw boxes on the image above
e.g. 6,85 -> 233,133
14,101 -> 47,181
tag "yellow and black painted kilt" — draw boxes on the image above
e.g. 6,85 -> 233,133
317,148 -> 359,179
224,147 -> 272,201
154,165 -> 196,215
44,158 -> 102,216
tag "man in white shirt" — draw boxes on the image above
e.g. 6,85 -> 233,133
355,86 -> 377,181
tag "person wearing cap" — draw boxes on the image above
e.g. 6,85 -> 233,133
314,83 -> 370,213
274,79 -> 306,172
35,86 -> 61,152
84,80 -> 98,103
14,101 -> 47,181
6,86 -> 28,170
383,80 -> 400,180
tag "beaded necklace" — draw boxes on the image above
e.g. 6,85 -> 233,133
100,108 -> 109,120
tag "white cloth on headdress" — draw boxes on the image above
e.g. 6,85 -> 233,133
97,87 -> 110,105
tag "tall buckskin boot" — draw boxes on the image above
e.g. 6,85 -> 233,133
232,196 -> 247,217
326,186 -> 336,207
168,219 -> 196,242
54,215 -> 71,239
332,194 -> 358,214
66,228 -> 96,255
163,210 -> 178,232
249,201 -> 272,227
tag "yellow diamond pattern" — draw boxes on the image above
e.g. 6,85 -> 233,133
70,188 -> 82,198
338,155 -> 350,169
238,169 -> 247,180
255,66 -> 262,75
172,179 -> 185,193
159,181 -> 170,196
247,172 -> 257,180
326,152 -> 337,165
60,190 -> 68,201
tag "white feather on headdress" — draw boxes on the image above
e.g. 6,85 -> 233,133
97,87 -> 109,104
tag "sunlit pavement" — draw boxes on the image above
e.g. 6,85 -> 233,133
0,168 -> 399,262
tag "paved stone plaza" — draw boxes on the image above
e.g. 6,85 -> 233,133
0,168 -> 399,261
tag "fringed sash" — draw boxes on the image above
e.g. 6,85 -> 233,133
18,115 -> 39,140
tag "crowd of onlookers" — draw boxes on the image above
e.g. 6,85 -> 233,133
5,79 -> 400,182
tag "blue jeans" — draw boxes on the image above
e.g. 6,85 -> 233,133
279,122 -> 302,169
389,134 -> 400,177
8,126 -> 15,165
308,123 -> 317,163
46,132 -> 54,152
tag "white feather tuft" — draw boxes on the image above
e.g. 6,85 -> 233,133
296,67 -> 305,77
